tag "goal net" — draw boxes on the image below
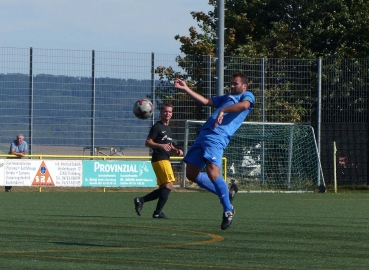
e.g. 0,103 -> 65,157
183,121 -> 325,193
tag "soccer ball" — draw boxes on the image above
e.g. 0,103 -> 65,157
132,99 -> 153,120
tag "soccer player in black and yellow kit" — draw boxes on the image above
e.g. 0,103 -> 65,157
134,104 -> 183,218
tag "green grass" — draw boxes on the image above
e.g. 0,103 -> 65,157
0,191 -> 369,269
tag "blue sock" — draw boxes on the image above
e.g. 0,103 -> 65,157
213,176 -> 233,212
195,173 -> 217,195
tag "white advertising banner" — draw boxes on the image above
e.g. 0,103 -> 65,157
4,159 -> 82,187
0,159 -> 5,186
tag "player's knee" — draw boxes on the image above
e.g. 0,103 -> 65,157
206,164 -> 220,181
161,182 -> 173,190
207,172 -> 220,182
186,172 -> 197,182
186,165 -> 200,181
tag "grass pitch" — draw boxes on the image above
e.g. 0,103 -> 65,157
0,190 -> 368,269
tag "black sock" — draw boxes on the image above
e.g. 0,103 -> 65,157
142,189 -> 161,203
155,187 -> 171,213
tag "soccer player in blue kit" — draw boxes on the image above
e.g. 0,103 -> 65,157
174,73 -> 255,230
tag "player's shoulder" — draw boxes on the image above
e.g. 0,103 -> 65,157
153,121 -> 171,131
242,90 -> 254,98
152,121 -> 162,127
149,121 -> 161,133
242,91 -> 255,103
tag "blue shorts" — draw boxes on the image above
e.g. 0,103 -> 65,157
183,131 -> 226,168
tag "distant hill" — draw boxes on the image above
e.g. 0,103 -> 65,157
0,73 -> 159,151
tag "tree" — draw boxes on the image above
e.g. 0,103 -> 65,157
153,0 -> 369,124
176,0 -> 369,58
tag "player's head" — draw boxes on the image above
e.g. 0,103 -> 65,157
160,104 -> 173,122
16,134 -> 24,142
232,73 -> 248,85
230,73 -> 248,94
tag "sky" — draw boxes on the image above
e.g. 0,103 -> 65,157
0,0 -> 212,54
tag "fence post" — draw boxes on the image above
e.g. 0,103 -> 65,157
206,55 -> 212,118
29,47 -> 33,154
261,58 -> 265,185
317,57 -> 322,186
261,58 -> 265,122
215,0 -> 224,96
151,52 -> 155,124
182,120 -> 189,188
90,50 -> 96,156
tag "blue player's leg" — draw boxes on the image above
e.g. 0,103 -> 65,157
184,136 -> 235,230
205,161 -> 233,212
187,161 -> 234,200
205,161 -> 235,230
186,163 -> 222,196
194,170 -> 237,204
195,172 -> 217,194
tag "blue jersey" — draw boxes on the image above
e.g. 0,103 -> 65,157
10,140 -> 27,153
200,91 -> 255,145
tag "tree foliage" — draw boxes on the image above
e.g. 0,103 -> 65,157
153,0 -> 369,124
176,0 -> 369,58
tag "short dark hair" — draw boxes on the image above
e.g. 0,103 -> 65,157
232,73 -> 248,85
161,104 -> 173,111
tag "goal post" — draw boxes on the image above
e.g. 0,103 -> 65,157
183,120 -> 325,193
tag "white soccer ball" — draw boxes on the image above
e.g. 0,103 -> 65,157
132,99 -> 153,120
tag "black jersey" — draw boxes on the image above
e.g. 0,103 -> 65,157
147,121 -> 173,162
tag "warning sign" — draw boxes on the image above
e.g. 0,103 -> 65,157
32,160 -> 55,186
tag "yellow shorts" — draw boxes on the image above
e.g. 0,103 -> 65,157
151,160 -> 175,186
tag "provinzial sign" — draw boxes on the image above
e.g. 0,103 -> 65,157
82,160 -> 157,187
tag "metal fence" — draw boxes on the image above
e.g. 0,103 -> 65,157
0,47 -> 368,185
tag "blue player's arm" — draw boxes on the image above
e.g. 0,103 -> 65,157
215,100 -> 251,127
174,79 -> 214,107
220,100 -> 251,113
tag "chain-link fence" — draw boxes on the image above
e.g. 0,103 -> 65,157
0,47 -> 368,185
